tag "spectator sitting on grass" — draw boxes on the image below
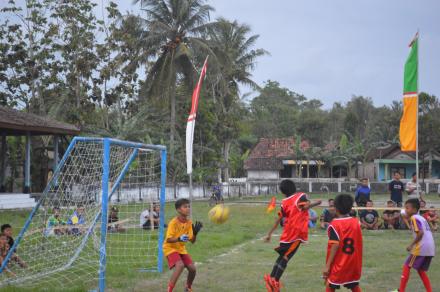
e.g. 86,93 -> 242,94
320,199 -> 336,229
1,224 -> 15,252
108,206 -> 125,233
419,200 -> 427,216
382,200 -> 400,229
423,206 -> 439,231
360,200 -> 381,230
67,206 -> 86,235
44,207 -> 66,236
0,232 -> 27,270
308,208 -> 318,228
0,233 -> 16,277
355,178 -> 371,207
140,204 -> 162,230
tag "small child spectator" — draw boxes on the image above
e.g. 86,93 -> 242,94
382,200 -> 400,229
423,206 -> 439,231
308,208 -> 318,228
67,206 -> 86,235
360,200 -> 381,230
108,206 -> 125,233
0,232 -> 27,270
419,200 -> 427,216
0,233 -> 16,277
355,178 -> 371,207
320,199 -> 336,229
44,207 -> 66,236
1,224 -> 15,252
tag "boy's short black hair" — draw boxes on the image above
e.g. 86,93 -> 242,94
328,198 -> 334,203
367,199 -> 373,203
1,224 -> 11,233
405,198 -> 420,211
360,178 -> 368,181
279,180 -> 296,196
175,198 -> 190,209
394,171 -> 401,175
334,194 -> 354,215
412,172 -> 417,177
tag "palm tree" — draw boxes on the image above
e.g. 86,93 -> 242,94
135,0 -> 216,159
205,18 -> 268,181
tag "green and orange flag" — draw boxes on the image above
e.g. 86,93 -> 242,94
400,33 -> 418,152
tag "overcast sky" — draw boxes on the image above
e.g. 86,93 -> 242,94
109,0 -> 439,108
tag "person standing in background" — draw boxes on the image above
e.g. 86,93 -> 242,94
406,173 -> 423,200
389,172 -> 404,207
355,178 -> 371,207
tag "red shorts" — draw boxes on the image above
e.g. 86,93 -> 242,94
167,252 -> 193,269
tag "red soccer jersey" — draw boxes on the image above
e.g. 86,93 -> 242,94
279,192 -> 309,243
326,217 -> 363,286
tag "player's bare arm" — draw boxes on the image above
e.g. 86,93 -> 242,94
166,237 -> 180,243
299,200 -> 322,211
323,243 -> 339,280
265,216 -> 282,242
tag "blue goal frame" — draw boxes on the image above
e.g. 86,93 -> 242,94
0,137 -> 167,292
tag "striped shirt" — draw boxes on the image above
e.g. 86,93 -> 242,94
409,214 -> 435,257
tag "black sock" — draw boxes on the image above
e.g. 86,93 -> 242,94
270,255 -> 289,281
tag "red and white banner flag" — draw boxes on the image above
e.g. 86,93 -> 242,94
186,56 -> 208,174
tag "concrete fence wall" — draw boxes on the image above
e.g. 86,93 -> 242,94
108,179 -> 440,203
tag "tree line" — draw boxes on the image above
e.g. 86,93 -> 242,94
1,0 -> 439,191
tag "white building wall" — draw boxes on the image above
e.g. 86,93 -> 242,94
247,170 -> 279,180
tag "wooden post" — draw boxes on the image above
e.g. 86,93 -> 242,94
0,133 -> 6,192
54,135 -> 59,166
24,132 -> 31,193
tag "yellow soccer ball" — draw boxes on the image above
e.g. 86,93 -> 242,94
208,204 -> 230,224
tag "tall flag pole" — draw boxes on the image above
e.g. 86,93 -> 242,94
186,56 -> 208,217
399,32 -> 419,193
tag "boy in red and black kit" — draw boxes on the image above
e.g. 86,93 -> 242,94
264,179 -> 322,292
323,194 -> 363,292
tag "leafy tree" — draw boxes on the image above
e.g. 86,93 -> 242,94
250,80 -> 304,138
134,0 -> 216,160
419,92 -> 440,178
206,18 -> 267,181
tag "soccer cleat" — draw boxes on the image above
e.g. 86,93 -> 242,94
272,280 -> 282,292
264,274 -> 275,292
184,287 -> 193,292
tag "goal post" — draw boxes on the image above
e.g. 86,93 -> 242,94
0,137 -> 167,291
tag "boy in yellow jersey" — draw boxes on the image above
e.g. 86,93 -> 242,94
163,198 -> 203,292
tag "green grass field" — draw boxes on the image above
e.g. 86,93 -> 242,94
1,193 -> 439,292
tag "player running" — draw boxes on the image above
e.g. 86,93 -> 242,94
264,179 -> 322,292
323,194 -> 363,292
391,198 -> 435,292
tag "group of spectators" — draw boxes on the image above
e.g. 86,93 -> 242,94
308,171 -> 439,232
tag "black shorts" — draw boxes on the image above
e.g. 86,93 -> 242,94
328,282 -> 359,289
275,241 -> 301,259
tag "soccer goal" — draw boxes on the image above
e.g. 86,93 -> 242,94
0,137 -> 167,291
